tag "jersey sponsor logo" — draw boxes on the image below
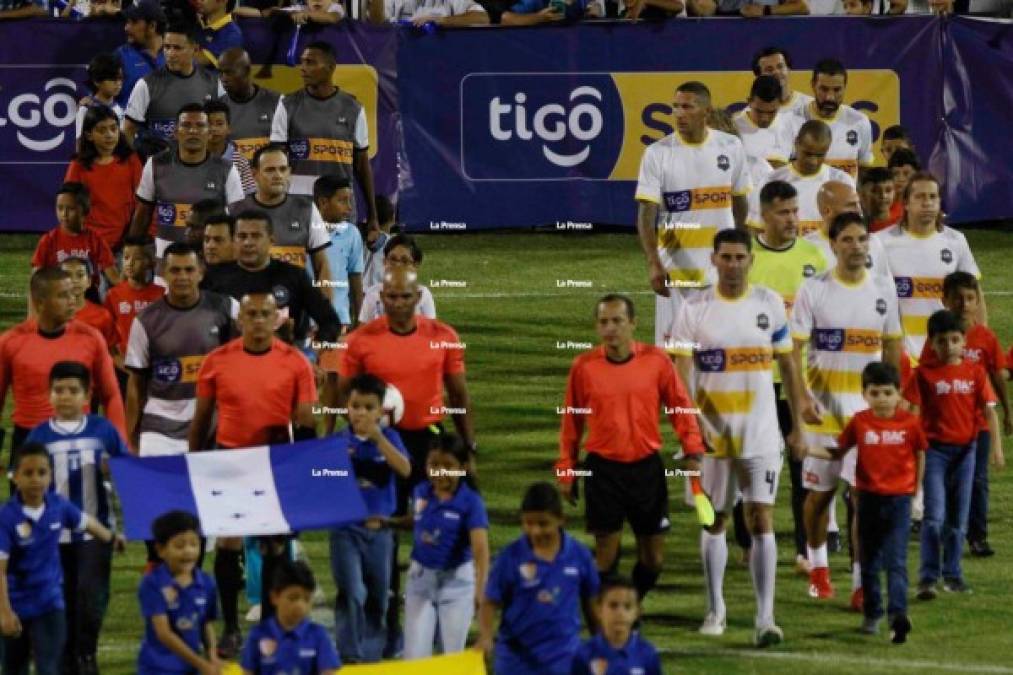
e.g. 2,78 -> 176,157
152,355 -> 205,384
894,276 -> 943,299
812,328 -> 882,353
964,347 -> 982,363
233,137 -> 270,161
935,378 -> 974,395
288,137 -> 354,164
269,245 -> 307,268
876,298 -> 887,315
694,347 -> 772,372
756,313 -> 769,330
864,430 -> 880,444
156,202 -> 192,227
846,129 -> 858,146
661,187 -> 731,212
150,119 -> 176,140
940,248 -> 953,264
799,220 -> 822,237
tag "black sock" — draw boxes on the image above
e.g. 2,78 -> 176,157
632,562 -> 661,601
215,549 -> 243,633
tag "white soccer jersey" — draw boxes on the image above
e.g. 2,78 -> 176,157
733,108 -> 792,167
635,130 -> 752,287
671,285 -> 791,459
874,224 -> 981,358
783,102 -> 874,180
764,163 -> 855,237
803,227 -> 893,281
781,91 -> 814,119
790,270 -> 902,447
384,0 -> 485,19
745,156 -> 774,230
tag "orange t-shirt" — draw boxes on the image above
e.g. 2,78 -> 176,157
340,316 -> 466,431
903,361 -> 995,445
74,301 -> 120,354
103,281 -> 165,354
196,337 -> 317,449
64,155 -> 143,249
838,408 -> 928,495
556,342 -> 704,480
918,324 -> 1005,430
0,319 -> 126,434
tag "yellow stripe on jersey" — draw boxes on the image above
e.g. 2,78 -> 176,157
270,245 -> 307,268
799,220 -> 822,237
234,137 -> 270,160
666,268 -> 709,284
301,137 -> 354,164
697,390 -> 756,417
807,368 -> 864,396
803,414 -> 849,437
902,313 -> 930,337
635,192 -> 661,204
705,434 -> 745,459
657,224 -> 718,250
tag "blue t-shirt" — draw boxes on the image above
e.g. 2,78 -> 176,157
324,223 -> 364,325
240,616 -> 341,674
138,563 -> 219,673
410,481 -> 488,570
26,415 -> 127,541
201,15 -> 244,65
486,531 -> 600,675
0,492 -> 86,619
570,632 -> 662,675
509,0 -> 588,18
113,42 -> 165,108
334,427 -> 408,518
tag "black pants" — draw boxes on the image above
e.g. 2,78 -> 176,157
60,540 -> 113,668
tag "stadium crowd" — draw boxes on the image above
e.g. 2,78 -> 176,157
0,2 -> 1009,674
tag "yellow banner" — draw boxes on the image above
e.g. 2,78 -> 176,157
223,651 -> 487,674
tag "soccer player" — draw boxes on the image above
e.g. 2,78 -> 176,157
751,47 -> 813,118
859,167 -> 901,233
805,180 -> 893,281
570,577 -> 662,675
359,234 -> 436,324
201,213 -> 236,265
782,59 -> 874,181
671,228 -> 807,646
635,81 -> 751,349
831,362 -> 925,643
270,41 -> 378,232
557,294 -> 704,601
217,48 -> 281,161
734,75 -> 793,169
0,268 -> 126,457
103,237 -> 165,362
764,120 -> 855,237
748,180 -> 828,574
128,103 -> 245,261
792,212 -> 902,605
875,172 -> 983,359
904,310 -> 1001,597
708,108 -> 772,233
234,143 -> 332,286
25,362 -> 128,674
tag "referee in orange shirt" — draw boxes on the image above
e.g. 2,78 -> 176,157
556,294 -> 705,601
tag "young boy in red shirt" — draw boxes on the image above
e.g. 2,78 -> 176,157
60,257 -> 120,359
103,237 -> 164,360
904,310 -> 1001,600
833,362 -> 926,644
32,183 -> 119,291
919,272 -> 1009,557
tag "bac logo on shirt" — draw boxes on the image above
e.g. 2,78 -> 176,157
846,130 -> 858,146
695,347 -> 772,372
941,248 -> 953,264
662,187 -> 731,213
894,276 -> 943,299
812,328 -> 881,353
936,379 -> 974,395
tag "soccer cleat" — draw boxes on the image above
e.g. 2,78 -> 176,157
860,616 -> 881,635
794,554 -> 812,576
245,604 -> 262,622
916,581 -> 937,600
942,577 -> 972,594
754,623 -> 783,647
827,531 -> 842,554
808,568 -> 835,599
699,611 -> 727,636
849,588 -> 864,613
969,540 -> 995,558
217,629 -> 243,659
890,614 -> 912,644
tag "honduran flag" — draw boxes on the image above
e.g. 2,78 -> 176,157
110,437 -> 367,541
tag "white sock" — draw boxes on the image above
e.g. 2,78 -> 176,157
750,533 -> 777,627
701,530 -> 728,617
808,543 -> 829,569
828,495 -> 840,533
852,561 -> 862,590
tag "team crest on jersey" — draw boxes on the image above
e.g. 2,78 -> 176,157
875,298 -> 887,315
590,658 -> 608,675
258,113 -> 270,122
846,130 -> 858,146
16,521 -> 31,539
756,313 -> 769,330
865,255 -> 873,269
205,181 -> 217,191
290,220 -> 302,231
272,285 -> 291,307
176,617 -> 194,631
259,638 -> 278,657
414,498 -> 427,516
716,154 -> 730,171
941,248 -> 953,264
161,586 -> 179,607
803,264 -> 816,278
519,562 -> 538,581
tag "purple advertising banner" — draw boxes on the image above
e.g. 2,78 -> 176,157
0,19 -> 397,233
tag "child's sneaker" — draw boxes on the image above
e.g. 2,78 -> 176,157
699,610 -> 727,636
890,614 -> 912,644
916,580 -> 937,600
860,616 -> 881,635
969,540 -> 995,557
942,577 -> 971,593
808,567 -> 834,599
849,587 -> 864,613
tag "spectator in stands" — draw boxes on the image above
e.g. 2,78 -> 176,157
205,100 -> 256,195
359,234 -> 436,324
33,183 -> 120,292
270,41 -> 378,236
65,107 -> 143,253
197,0 -> 243,68
217,48 -> 281,161
313,175 -> 362,328
888,148 -> 920,207
622,0 -> 683,20
880,125 -> 914,165
61,257 -> 121,358
842,0 -> 873,13
859,167 -> 901,233
123,22 -> 223,153
75,54 -> 124,142
501,0 -> 602,24
234,0 -> 283,16
0,0 -> 46,21
263,0 -> 345,24
369,0 -> 488,24
201,214 -> 237,265
751,47 -> 812,118
692,0 -> 808,18
115,0 -> 166,109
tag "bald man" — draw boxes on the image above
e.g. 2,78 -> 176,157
804,180 -> 893,280
218,48 -> 282,162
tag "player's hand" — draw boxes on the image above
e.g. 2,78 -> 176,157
539,6 -> 566,20
626,0 -> 644,18
740,2 -> 764,16
473,635 -> 494,656
113,533 -> 127,553
649,259 -> 670,297
801,393 -> 822,425
560,480 -> 577,505
1003,415 -> 1012,438
0,609 -> 21,637
992,444 -> 1005,470
198,658 -> 222,675
786,428 -> 807,462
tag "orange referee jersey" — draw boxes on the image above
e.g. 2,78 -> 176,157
74,301 -> 120,354
0,319 -> 126,434
556,342 -> 705,482
196,337 -> 318,449
340,316 -> 466,431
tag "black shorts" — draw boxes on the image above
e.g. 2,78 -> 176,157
584,452 -> 670,536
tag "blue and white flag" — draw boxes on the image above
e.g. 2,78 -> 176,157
110,437 -> 367,540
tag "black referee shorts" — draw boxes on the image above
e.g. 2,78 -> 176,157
584,452 -> 670,537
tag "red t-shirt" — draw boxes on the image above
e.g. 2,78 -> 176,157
103,281 -> 165,354
838,408 -> 927,495
902,361 -> 996,445
869,202 -> 904,234
31,226 -> 115,288
64,155 -> 143,249
918,324 -> 1005,430
339,316 -> 466,431
196,337 -> 317,449
556,342 -> 704,480
74,301 -> 120,354
0,319 -> 126,434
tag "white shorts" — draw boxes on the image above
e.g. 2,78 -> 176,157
702,453 -> 783,513
139,432 -> 189,457
803,448 -> 856,491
